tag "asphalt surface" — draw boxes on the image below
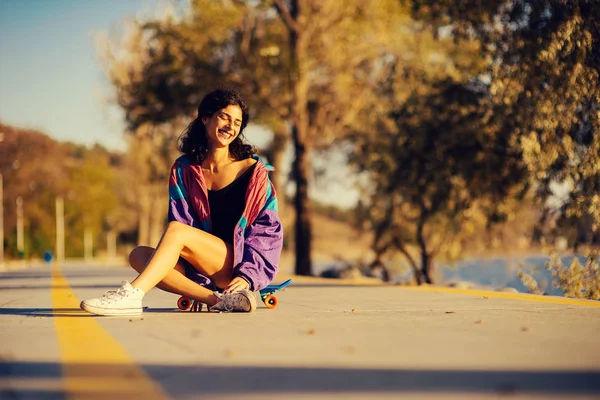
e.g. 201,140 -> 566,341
1,261 -> 599,399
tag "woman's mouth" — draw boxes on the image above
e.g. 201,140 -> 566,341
218,129 -> 233,140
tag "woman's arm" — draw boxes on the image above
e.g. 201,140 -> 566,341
168,163 -> 200,227
233,196 -> 283,291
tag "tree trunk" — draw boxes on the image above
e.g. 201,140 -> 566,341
397,243 -> 422,284
420,251 -> 433,284
369,253 -> 393,283
289,0 -> 312,276
138,187 -> 150,246
265,129 -> 288,214
416,219 -> 433,284
292,126 -> 312,276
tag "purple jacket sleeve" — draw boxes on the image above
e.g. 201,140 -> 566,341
233,201 -> 283,292
168,164 -> 202,229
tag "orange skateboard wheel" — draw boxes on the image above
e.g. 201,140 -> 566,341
264,294 -> 278,309
177,296 -> 192,310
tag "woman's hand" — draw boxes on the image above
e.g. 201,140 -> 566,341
224,276 -> 250,294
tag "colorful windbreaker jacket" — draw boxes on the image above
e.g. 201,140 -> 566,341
168,154 -> 283,291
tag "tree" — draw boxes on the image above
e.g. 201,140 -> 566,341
269,0 -> 408,275
353,78 -> 527,284
410,0 -> 600,239
519,250 -> 600,300
0,124 -> 67,257
0,123 -> 124,258
66,146 -> 121,257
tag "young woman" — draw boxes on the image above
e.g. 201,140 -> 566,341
81,88 -> 283,315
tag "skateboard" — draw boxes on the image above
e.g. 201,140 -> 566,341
259,279 -> 292,309
177,279 -> 292,311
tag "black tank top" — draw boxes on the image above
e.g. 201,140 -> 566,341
208,163 -> 256,244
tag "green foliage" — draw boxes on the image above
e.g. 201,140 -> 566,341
350,0 -> 600,284
519,250 -> 600,300
0,122 -> 125,259
353,78 -> 527,283
517,270 -> 543,296
410,0 -> 600,232
549,252 -> 600,300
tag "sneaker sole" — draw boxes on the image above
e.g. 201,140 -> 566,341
239,289 -> 257,312
80,301 -> 143,316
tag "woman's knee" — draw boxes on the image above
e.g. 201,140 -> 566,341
166,221 -> 187,233
128,246 -> 154,271
164,221 -> 190,242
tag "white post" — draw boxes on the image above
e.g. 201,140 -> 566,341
56,197 -> 64,262
84,228 -> 93,261
0,173 -> 4,266
16,196 -> 24,258
107,231 -> 116,262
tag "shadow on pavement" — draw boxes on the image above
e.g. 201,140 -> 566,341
0,308 -> 93,317
0,361 -> 599,397
0,274 -> 52,280
0,271 -> 131,280
0,284 -> 116,291
0,307 -> 226,317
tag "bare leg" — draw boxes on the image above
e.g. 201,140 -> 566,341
129,221 -> 235,306
129,246 -> 219,305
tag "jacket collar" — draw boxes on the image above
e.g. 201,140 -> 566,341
251,154 -> 275,172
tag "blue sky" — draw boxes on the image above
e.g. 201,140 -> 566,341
0,0 -> 163,150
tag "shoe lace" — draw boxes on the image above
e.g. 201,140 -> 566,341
213,292 -> 235,311
100,287 -> 128,303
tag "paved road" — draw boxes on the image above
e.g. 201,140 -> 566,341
1,262 -> 599,399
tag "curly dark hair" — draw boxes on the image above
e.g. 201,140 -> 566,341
178,87 -> 255,164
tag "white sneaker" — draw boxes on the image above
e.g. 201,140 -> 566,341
80,281 -> 144,316
209,289 -> 257,313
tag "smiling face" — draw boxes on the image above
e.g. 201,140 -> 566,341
202,104 -> 244,149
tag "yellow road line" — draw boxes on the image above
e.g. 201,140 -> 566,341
403,285 -> 600,307
51,264 -> 170,399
